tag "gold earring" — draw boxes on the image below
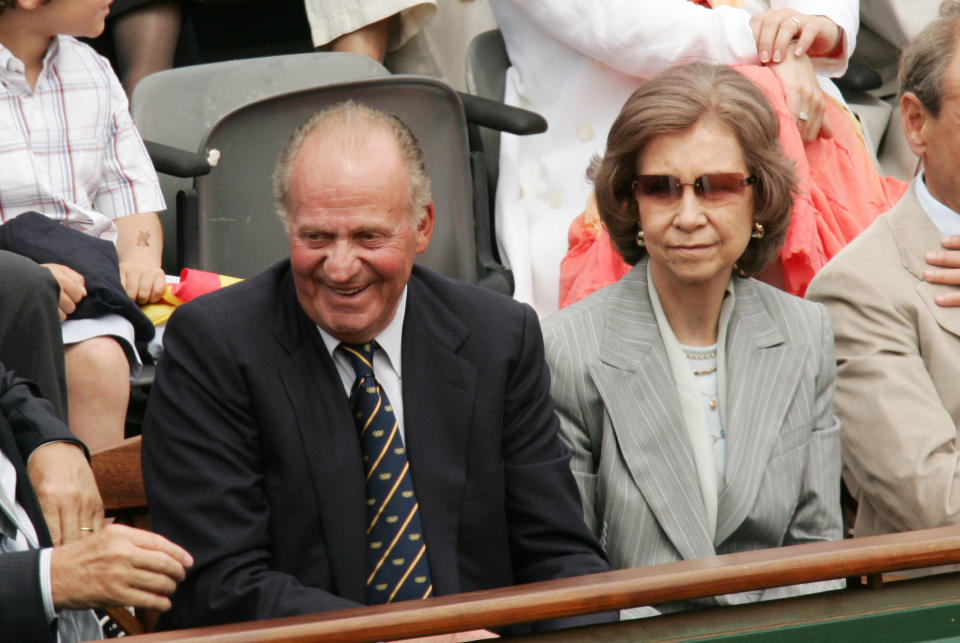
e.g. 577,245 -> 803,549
751,222 -> 765,239
636,229 -> 645,247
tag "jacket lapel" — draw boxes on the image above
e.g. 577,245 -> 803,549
590,264 -> 716,562
888,188 -> 960,339
399,274 -> 476,597
275,271 -> 367,604
715,278 -> 804,545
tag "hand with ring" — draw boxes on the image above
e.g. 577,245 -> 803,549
765,41 -> 833,142
749,9 -> 844,63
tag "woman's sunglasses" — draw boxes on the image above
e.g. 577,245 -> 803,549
632,173 -> 757,205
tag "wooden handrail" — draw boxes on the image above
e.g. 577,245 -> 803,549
91,436 -> 147,513
121,526 -> 960,642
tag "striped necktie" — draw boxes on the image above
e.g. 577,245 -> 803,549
340,342 -> 434,604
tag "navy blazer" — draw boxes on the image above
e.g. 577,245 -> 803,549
142,261 -> 612,631
0,365 -> 78,642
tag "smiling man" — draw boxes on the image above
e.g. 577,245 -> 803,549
141,102 -> 612,633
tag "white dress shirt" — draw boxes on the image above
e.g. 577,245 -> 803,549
318,287 -> 409,441
915,170 -> 960,236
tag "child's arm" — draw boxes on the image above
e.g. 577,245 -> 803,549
115,212 -> 165,304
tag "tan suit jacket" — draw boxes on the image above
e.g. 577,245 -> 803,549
807,186 -> 960,537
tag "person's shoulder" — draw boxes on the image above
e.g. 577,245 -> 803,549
741,278 -> 828,339
542,276 -> 618,336
812,192 -> 918,290
169,261 -> 290,328
411,265 -> 530,322
53,35 -> 113,71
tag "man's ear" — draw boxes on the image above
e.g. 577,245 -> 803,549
414,202 -> 435,255
900,91 -> 931,160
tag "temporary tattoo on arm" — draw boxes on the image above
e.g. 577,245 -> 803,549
137,230 -> 151,247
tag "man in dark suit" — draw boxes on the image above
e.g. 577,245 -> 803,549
141,101 -> 612,633
0,362 -> 192,642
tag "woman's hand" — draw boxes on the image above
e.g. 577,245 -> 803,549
767,42 -> 833,143
750,9 -> 843,63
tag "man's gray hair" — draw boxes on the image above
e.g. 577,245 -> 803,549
899,12 -> 960,117
273,101 -> 432,229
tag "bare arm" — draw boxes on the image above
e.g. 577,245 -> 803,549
114,211 -> 165,304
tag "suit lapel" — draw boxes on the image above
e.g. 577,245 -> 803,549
715,278 -> 804,545
399,275 -> 476,597
887,188 -> 960,339
591,264 -> 716,562
275,273 -> 367,604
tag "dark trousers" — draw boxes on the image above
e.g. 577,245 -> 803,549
0,252 -> 68,421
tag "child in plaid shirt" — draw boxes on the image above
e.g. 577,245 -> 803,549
0,0 -> 167,451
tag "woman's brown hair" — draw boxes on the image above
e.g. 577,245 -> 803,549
590,62 -> 797,276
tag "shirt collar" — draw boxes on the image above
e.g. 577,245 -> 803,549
317,286 -> 408,377
915,170 -> 960,236
0,35 -> 60,84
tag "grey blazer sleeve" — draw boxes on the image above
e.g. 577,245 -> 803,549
543,315 -> 605,539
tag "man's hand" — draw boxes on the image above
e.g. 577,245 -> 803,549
924,235 -> 960,306
41,263 -> 86,321
50,523 -> 193,611
766,42 -> 833,143
119,261 -> 166,304
750,9 -> 843,63
27,442 -> 103,546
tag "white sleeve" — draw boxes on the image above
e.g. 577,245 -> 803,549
498,0 -> 760,79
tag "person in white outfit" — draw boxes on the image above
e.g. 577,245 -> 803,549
489,0 -> 858,316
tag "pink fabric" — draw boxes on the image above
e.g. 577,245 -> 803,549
559,64 -> 908,308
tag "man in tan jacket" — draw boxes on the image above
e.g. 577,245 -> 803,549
807,11 -> 960,537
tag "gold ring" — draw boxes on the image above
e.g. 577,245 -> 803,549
79,527 -> 95,532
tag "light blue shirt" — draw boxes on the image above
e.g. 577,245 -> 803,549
915,170 -> 960,236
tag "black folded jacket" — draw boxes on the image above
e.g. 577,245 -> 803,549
0,212 -> 155,343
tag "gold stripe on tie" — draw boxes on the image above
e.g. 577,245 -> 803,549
341,344 -> 375,370
367,461 -> 409,534
367,504 -> 419,585
422,584 -> 433,599
389,544 -> 427,603
364,420 -> 400,483
359,385 -> 383,436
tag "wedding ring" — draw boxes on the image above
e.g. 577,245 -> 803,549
79,527 -> 95,532
789,16 -> 802,29
797,111 -> 810,122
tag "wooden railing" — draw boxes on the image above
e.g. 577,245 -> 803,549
114,526 -> 960,642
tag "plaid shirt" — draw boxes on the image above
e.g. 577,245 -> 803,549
0,36 -> 163,242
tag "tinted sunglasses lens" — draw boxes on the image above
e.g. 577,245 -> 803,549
699,173 -> 747,202
636,175 -> 676,201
